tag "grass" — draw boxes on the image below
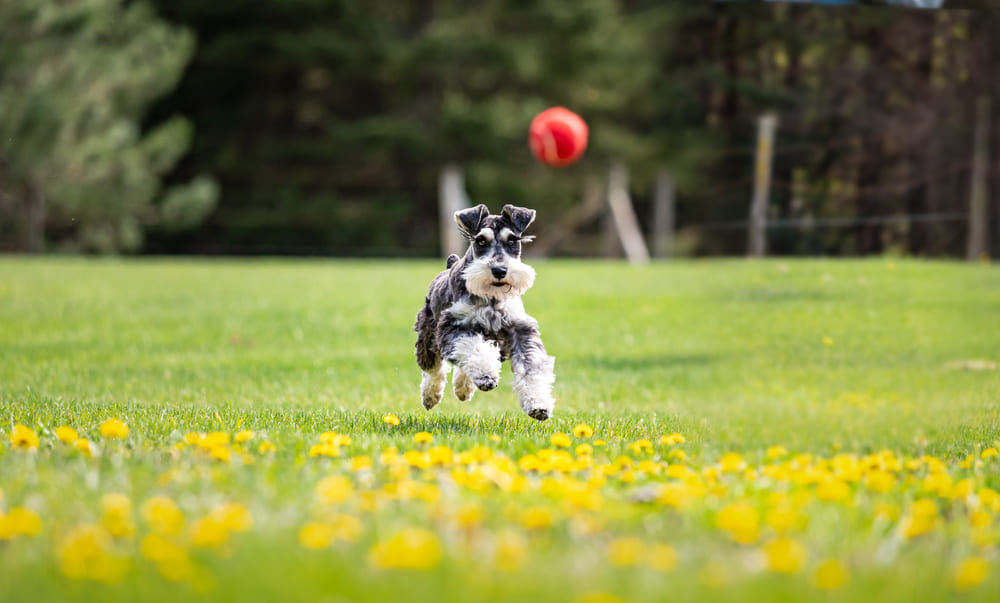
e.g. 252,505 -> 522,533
0,256 -> 998,602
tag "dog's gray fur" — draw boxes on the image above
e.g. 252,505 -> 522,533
414,204 -> 555,420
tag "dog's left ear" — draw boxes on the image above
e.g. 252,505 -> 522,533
501,204 -> 536,235
455,204 -> 489,238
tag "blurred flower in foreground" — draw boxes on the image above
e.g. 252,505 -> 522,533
99,418 -> 129,439
9,425 -> 39,451
573,424 -> 594,438
814,560 -> 849,590
368,528 -> 442,570
383,414 -> 400,426
56,426 -> 79,443
954,556 -> 989,592
413,432 -> 433,444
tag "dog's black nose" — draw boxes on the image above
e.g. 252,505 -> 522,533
491,266 -> 507,279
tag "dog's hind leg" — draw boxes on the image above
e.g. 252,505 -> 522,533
420,359 -> 449,410
510,325 -> 556,421
452,367 -> 476,402
415,304 -> 447,410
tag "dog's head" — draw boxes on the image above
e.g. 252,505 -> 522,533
455,204 -> 537,300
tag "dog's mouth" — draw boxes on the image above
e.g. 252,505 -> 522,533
491,281 -> 507,287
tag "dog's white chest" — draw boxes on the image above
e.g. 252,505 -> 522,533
444,298 -> 529,332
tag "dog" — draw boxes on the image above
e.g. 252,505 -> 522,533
413,204 -> 555,421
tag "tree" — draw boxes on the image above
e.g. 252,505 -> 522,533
0,0 -> 217,253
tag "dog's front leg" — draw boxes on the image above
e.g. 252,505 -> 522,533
441,327 -> 501,392
510,324 -> 555,421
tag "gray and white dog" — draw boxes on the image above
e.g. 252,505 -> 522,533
413,204 -> 555,421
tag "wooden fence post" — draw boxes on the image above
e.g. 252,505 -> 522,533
652,169 -> 675,258
607,162 -> 650,264
967,96 -> 990,261
748,113 -> 778,258
439,164 -> 468,257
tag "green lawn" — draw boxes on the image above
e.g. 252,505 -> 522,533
0,257 -> 998,602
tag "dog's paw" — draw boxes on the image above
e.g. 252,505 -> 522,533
527,407 -> 551,421
422,393 -> 441,410
474,374 -> 499,392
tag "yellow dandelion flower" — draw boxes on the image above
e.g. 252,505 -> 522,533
520,507 -> 554,530
383,414 -> 401,426
56,524 -> 129,583
99,418 -> 129,439
308,444 -> 340,458
816,479 -> 851,502
55,426 -> 79,444
190,516 -> 229,548
330,514 -> 364,541
982,447 -> 999,460
762,537 -> 808,573
814,560 -> 849,590
368,528 -> 442,570
0,507 -> 42,538
593,439 -> 607,447
258,441 -> 276,454
978,488 -> 1000,512
234,430 -> 254,443
822,336 -> 834,346
576,444 -> 594,457
350,456 -> 373,471
551,432 -> 572,448
647,544 -> 678,572
716,501 -> 759,544
606,538 -> 644,566
141,496 -> 185,535
719,452 -> 746,473
901,499 -> 939,539
210,446 -> 231,463
955,556 -> 989,592
629,440 -> 653,455
413,431 -> 433,445
573,424 -> 594,438
660,433 -> 685,446
669,449 -> 688,461
9,424 -> 39,451
299,522 -> 335,550
316,475 -> 354,504
864,470 -> 896,494
99,494 -> 135,539
211,502 -> 253,533
766,445 -> 788,460
74,438 -> 95,457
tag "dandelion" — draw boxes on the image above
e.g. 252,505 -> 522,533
520,507 -> 554,530
0,507 -> 42,538
56,426 -> 79,443
551,433 -> 572,448
718,452 -> 746,473
628,440 -> 653,455
762,537 -> 808,573
822,336 -> 834,346
954,556 -> 989,592
9,424 -> 39,451
234,430 -> 254,443
413,431 -> 433,445
606,538 -> 644,566
258,441 -> 276,454
75,438 -> 95,457
299,522 -> 336,550
56,524 -> 128,583
766,445 -> 788,460
573,424 -> 594,438
211,502 -> 253,533
309,444 -> 340,458
900,499 -> 938,539
576,444 -> 593,457
716,501 -> 759,544
383,414 -> 401,426
190,516 -> 229,548
368,528 -> 442,570
814,560 -> 849,589
316,476 -> 354,504
593,440 -> 607,447
660,433 -> 685,446
141,496 -> 185,535
350,456 -> 373,471
100,494 -> 135,539
210,446 -> 231,463
99,418 -> 129,439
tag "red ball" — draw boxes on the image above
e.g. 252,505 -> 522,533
528,107 -> 588,167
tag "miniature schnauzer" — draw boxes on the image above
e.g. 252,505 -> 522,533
413,204 -> 555,420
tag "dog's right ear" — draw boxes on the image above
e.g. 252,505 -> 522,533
454,204 -> 489,238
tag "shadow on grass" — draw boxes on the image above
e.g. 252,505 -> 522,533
568,353 -> 714,372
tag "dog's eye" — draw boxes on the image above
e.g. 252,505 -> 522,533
476,239 -> 487,247
506,239 -> 518,248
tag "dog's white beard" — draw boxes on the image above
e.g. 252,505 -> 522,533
463,258 -> 536,301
